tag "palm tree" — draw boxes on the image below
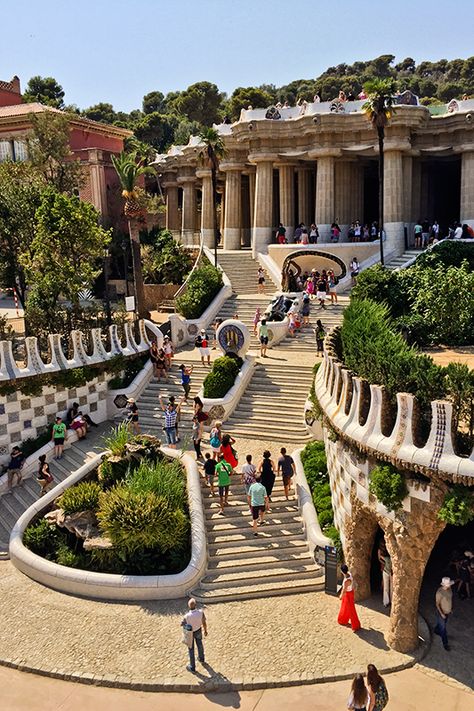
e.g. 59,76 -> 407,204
362,78 -> 397,266
111,151 -> 153,317
198,127 -> 225,266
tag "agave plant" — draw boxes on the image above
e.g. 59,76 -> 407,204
111,152 -> 153,218
362,78 -> 398,266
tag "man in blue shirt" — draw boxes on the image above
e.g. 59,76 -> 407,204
247,475 -> 269,535
7,446 -> 25,490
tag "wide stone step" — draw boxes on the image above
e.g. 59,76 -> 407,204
201,561 -> 320,587
208,536 -> 308,557
224,417 -> 305,433
205,515 -> 303,534
223,427 -> 312,442
207,549 -> 313,572
192,576 -> 324,603
204,502 -> 298,520
207,525 -> 306,545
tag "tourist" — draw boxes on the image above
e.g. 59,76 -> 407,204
461,222 -> 474,238
159,395 -> 182,449
178,363 -> 193,400
347,674 -> 370,710
421,218 -> 430,248
209,420 -> 222,460
378,544 -> 392,607
51,415 -> 67,460
70,412 -> 87,439
370,222 -> 378,241
212,317 -> 223,349
203,452 -> 216,496
288,310 -> 298,337
330,221 -> 341,242
300,228 -> 309,245
338,564 -> 361,632
316,274 -> 327,309
168,395 -> 180,442
7,446 -> 25,490
195,329 -> 211,366
191,416 -> 203,460
431,220 -> 440,242
305,275 -> 315,298
126,397 -> 140,435
259,318 -> 269,358
248,474 -> 269,535
163,335 -> 174,370
309,223 -> 319,243
216,452 -> 232,515
37,454 -> 54,497
453,221 -> 463,239
434,576 -> 454,650
350,257 -> 360,285
315,319 -> 326,354
241,453 -> 257,495
354,221 -> 362,241
257,266 -> 266,293
327,270 -> 338,304
193,396 -> 208,436
301,294 -> 311,327
253,306 -> 261,336
155,348 -> 168,381
278,447 -> 296,499
276,222 -> 287,243
363,224 -> 370,241
66,402 -> 97,429
149,341 -> 159,377
338,90 -> 347,102
367,664 -> 389,711
313,92 -> 322,103
258,450 -> 276,505
221,433 -> 238,471
182,598 -> 207,673
294,223 -> 303,242
456,556 -> 472,599
414,220 -> 423,248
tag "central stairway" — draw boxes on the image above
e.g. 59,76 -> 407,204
385,249 -> 420,271
192,476 -> 323,602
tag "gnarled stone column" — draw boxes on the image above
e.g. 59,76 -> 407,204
178,175 -> 197,245
196,168 -> 215,248
460,148 -> 474,228
221,163 -> 243,250
344,492 -> 379,601
277,163 -> 296,240
250,154 -> 277,256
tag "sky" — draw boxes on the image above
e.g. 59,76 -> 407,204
1,0 -> 474,113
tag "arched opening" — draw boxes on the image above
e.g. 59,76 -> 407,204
419,519 -> 473,680
369,525 -> 386,597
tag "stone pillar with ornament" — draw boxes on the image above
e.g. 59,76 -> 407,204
383,148 -> 405,256
250,154 -> 276,256
222,163 -> 243,250
241,174 -> 251,247
277,163 -> 296,241
196,168 -> 215,248
460,148 -> 474,228
179,175 -> 197,245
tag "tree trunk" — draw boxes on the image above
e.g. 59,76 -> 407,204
128,219 -> 148,319
378,129 -> 385,266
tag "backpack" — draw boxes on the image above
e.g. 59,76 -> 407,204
210,431 -> 221,448
194,336 -> 202,348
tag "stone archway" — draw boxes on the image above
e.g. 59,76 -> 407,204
344,493 -> 379,601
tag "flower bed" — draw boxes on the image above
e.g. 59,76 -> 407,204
23,426 -> 191,575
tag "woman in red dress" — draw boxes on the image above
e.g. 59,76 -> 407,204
221,434 -> 238,471
338,564 -> 361,632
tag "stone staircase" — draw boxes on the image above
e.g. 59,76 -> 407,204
0,424 -> 110,554
192,476 -> 323,602
279,298 -> 349,352
385,249 -> 420,271
216,250 -> 279,296
224,362 -> 314,443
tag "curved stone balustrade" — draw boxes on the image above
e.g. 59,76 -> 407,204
0,319 -> 163,382
315,349 -> 474,483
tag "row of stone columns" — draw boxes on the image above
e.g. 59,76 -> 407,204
163,149 -> 474,254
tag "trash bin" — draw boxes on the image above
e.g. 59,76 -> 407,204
324,544 -> 338,595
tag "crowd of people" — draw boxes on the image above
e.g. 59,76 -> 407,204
413,218 -> 474,247
276,220 -> 379,245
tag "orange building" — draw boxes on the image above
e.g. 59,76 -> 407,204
0,76 -> 132,220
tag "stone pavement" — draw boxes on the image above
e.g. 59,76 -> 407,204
0,559 -> 423,691
1,665 -> 473,711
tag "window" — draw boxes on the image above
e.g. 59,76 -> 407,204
13,140 -> 28,161
0,140 -> 13,162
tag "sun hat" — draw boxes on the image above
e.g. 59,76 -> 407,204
440,577 -> 454,588
127,397 -> 135,403
464,550 -> 473,558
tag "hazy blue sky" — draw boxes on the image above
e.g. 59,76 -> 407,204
1,0 -> 473,112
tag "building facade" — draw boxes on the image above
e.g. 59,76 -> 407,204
156,95 -> 474,258
0,76 -> 131,221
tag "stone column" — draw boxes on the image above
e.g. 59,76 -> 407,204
411,159 -> 422,224
313,151 -> 338,242
196,169 -> 214,248
249,154 -> 276,257
277,164 -> 296,240
163,180 -> 180,235
222,164 -> 243,250
178,175 -> 197,245
241,175 -> 251,247
383,149 -> 404,255
296,167 -> 311,228
335,161 -> 353,237
461,149 -> 474,227
402,155 -> 413,226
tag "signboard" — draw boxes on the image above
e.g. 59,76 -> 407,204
324,545 -> 338,595
125,296 -> 135,312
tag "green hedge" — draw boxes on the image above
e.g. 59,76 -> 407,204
203,355 -> 242,398
368,464 -> 408,512
175,264 -> 223,319
438,486 -> 474,526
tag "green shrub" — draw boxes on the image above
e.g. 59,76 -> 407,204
108,354 -> 148,390
369,464 -> 408,512
56,544 -> 86,568
438,486 -> 474,526
301,440 -> 337,534
23,518 -> 64,559
176,264 -> 223,319
57,481 -> 101,514
203,355 -> 241,398
102,423 -> 133,457
325,525 -> 343,559
98,486 -> 189,553
126,458 -> 187,511
317,509 -> 334,529
98,457 -> 130,489
20,424 -> 53,458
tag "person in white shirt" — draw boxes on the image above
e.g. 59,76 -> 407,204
453,222 -> 463,239
182,598 -> 208,672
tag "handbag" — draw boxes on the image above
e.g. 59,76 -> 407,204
181,623 -> 193,648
